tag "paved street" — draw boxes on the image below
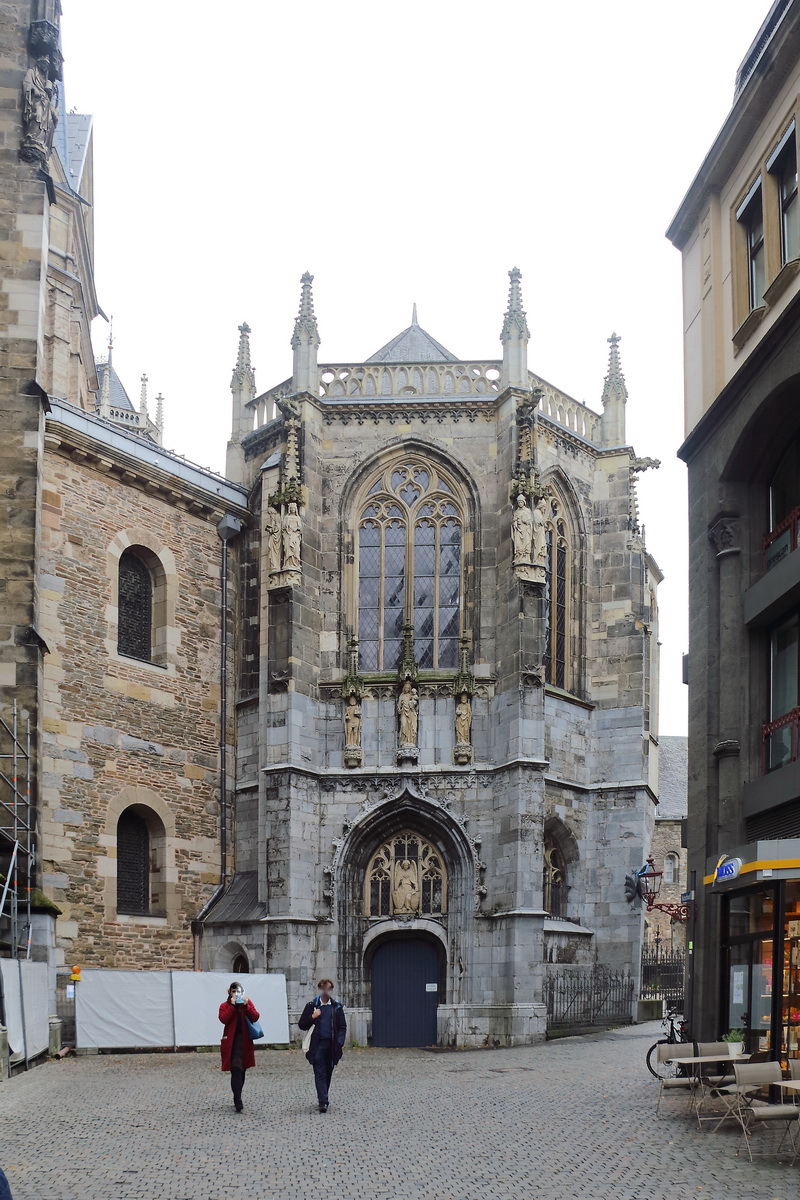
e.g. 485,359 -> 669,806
1,1022 -> 798,1200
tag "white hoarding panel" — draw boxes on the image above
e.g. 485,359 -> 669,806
76,969 -> 173,1048
171,972 -> 289,1046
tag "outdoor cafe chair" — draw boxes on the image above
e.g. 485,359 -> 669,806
725,1061 -> 799,1162
653,1041 -> 696,1116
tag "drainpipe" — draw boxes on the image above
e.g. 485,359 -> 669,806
190,513 -> 242,972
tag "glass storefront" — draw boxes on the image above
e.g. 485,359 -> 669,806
722,881 -> 800,1059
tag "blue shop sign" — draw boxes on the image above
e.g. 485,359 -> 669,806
713,856 -> 742,883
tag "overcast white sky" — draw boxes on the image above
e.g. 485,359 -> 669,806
60,0 -> 767,736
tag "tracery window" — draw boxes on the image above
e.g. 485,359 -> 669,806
118,549 -> 153,661
357,462 -> 463,671
543,839 -> 568,919
541,496 -> 572,690
364,831 -> 448,917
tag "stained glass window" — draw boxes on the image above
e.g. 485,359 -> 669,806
356,463 -> 463,671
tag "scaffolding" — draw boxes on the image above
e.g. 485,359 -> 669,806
0,700 -> 33,960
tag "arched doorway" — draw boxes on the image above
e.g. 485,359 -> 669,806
370,935 -> 443,1047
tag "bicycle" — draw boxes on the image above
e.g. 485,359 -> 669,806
646,1007 -> 691,1078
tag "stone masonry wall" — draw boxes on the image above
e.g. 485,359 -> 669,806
37,448 -> 225,968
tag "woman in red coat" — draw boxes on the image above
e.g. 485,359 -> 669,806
219,981 -> 260,1113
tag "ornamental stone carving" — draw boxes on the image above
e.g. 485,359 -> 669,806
454,693 -> 472,765
397,680 -> 419,764
21,56 -> 58,165
343,691 -> 363,769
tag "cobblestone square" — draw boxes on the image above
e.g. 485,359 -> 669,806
1,1023 -> 798,1200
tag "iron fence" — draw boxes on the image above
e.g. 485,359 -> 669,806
640,947 -> 685,1009
545,967 -> 635,1031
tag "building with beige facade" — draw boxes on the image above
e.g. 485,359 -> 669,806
669,0 -> 800,1058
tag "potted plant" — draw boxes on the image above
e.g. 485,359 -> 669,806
722,1028 -> 745,1056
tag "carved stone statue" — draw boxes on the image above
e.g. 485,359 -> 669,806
397,679 -> 418,746
21,57 -> 58,164
282,503 -> 302,571
344,692 -> 361,748
265,506 -> 282,573
511,494 -> 533,564
392,858 -> 419,914
455,693 -> 472,745
532,497 -> 548,566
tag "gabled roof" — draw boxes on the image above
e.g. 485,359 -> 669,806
367,319 -> 459,364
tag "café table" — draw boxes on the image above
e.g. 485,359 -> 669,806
665,1053 -> 752,1127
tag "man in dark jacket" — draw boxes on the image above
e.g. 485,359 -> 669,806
297,978 -> 347,1112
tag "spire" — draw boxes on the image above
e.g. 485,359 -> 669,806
231,322 -> 256,395
155,392 -> 164,446
291,272 -> 320,393
600,332 -> 628,445
227,322 -> 257,484
500,267 -> 530,389
139,373 -> 148,417
99,361 -> 111,418
412,302 -> 418,326
107,316 -> 114,368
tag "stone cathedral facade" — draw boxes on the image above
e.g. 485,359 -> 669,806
204,272 -> 663,1047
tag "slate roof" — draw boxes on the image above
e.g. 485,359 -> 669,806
366,322 -> 459,363
95,360 -> 135,411
656,735 -> 688,820
204,871 -> 267,924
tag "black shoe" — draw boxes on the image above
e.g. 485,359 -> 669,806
235,1102 -> 243,1113
318,1102 -> 328,1113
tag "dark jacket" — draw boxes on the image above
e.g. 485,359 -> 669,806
298,997 -> 347,1064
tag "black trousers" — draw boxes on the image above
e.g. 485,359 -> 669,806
230,1067 -> 246,1107
310,1038 -> 335,1105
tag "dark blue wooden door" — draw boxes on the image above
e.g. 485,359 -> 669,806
371,937 -> 440,1047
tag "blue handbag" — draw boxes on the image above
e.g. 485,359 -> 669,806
245,1015 -> 264,1041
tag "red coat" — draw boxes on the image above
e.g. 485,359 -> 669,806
219,998 -> 260,1072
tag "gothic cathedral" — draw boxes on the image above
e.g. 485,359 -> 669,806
203,271 -> 661,1046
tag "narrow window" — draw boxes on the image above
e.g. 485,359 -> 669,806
117,809 -> 150,915
767,613 -> 800,769
543,841 -> 567,919
768,124 -> 799,266
267,589 -> 291,692
118,549 -> 152,661
737,179 -> 765,310
663,854 -> 678,885
543,500 -> 572,691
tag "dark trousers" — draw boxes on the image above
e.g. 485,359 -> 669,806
230,1067 -> 246,1108
310,1038 -> 335,1105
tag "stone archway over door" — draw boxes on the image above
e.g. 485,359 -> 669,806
371,937 -> 442,1047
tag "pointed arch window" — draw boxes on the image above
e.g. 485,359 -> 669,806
117,808 -> 151,915
543,839 -> 568,919
357,462 -> 463,671
542,496 -> 572,691
364,831 -> 447,917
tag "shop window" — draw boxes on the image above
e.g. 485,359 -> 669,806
364,831 -> 447,917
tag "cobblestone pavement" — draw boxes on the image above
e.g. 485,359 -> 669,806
1,1022 -> 798,1200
